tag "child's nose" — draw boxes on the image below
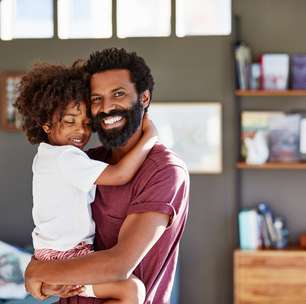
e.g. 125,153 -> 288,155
75,125 -> 86,134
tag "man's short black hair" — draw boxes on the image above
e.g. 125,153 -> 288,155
85,48 -> 155,98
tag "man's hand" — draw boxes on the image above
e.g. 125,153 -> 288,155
41,283 -> 85,298
24,277 -> 46,301
25,257 -> 48,300
25,257 -> 85,299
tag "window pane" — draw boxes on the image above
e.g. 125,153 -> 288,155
0,0 -> 53,40
58,0 -> 112,39
176,0 -> 231,37
117,0 -> 171,38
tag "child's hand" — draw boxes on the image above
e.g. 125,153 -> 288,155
142,114 -> 158,138
41,283 -> 85,298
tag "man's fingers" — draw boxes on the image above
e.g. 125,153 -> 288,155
25,280 -> 46,300
59,285 -> 85,298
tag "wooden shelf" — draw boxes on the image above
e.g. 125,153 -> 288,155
235,89 -> 306,96
237,162 -> 306,170
234,249 -> 306,304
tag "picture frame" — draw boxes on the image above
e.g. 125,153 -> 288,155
0,72 -> 24,132
149,102 -> 222,174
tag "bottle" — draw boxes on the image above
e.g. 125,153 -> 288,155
274,216 -> 289,249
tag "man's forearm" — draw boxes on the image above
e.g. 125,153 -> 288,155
28,247 -> 129,285
27,212 -> 169,288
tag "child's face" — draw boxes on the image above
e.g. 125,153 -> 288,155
43,101 -> 92,150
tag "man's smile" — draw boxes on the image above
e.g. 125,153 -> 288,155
102,115 -> 126,130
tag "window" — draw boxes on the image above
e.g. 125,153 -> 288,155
0,0 -> 53,40
176,0 -> 231,37
57,0 -> 112,39
117,0 -> 171,38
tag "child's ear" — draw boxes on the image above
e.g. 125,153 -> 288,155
141,90 -> 151,110
42,123 -> 51,134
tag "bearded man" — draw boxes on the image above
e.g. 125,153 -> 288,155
25,48 -> 190,304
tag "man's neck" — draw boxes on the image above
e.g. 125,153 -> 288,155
110,126 -> 143,164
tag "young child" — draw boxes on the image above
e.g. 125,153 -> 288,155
15,63 -> 157,302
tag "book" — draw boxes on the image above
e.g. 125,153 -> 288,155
291,54 -> 306,89
239,209 -> 262,250
261,54 -> 289,90
241,111 -> 283,161
268,113 -> 301,162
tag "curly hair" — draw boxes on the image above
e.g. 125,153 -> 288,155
85,48 -> 155,98
14,63 -> 89,144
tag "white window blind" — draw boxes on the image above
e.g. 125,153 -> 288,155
176,0 -> 231,37
117,0 -> 171,38
58,0 -> 112,39
0,0 -> 53,40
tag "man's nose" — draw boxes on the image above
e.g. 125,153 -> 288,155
97,97 -> 116,114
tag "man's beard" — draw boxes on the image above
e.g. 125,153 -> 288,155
92,100 -> 143,150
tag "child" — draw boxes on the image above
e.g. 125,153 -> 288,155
15,63 -> 157,302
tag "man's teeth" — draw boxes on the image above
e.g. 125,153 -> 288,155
104,116 -> 122,125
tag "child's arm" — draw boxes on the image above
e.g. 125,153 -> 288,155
95,115 -> 158,186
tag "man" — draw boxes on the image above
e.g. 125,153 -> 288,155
25,48 -> 189,304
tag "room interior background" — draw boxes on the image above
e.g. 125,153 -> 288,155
1,1 -> 306,303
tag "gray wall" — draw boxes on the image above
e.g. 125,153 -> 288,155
0,1 -> 305,303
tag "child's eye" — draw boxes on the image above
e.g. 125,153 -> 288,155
63,120 -> 75,124
91,96 -> 101,104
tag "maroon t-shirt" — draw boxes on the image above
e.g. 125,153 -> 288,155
60,143 -> 189,304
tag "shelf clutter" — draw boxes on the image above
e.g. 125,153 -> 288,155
238,202 -> 289,251
235,42 -> 306,92
239,109 -> 306,168
235,43 -> 306,169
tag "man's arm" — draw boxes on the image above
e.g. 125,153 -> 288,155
26,211 -> 169,287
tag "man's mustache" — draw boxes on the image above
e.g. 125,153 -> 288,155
94,109 -> 129,122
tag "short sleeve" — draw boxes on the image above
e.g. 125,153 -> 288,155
57,147 -> 108,192
127,165 -> 189,227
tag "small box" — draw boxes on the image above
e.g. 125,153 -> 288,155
291,54 -> 306,89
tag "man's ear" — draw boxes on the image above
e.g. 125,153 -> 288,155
42,123 -> 51,134
140,90 -> 151,110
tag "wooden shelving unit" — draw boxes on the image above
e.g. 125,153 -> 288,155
237,162 -> 306,170
235,89 -> 306,96
234,249 -> 306,304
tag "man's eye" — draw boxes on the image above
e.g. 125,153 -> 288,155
114,91 -> 125,97
64,121 -> 74,124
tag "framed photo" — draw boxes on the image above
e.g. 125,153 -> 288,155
0,72 -> 24,132
150,102 -> 222,174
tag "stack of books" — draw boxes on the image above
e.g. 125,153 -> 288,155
238,203 -> 289,250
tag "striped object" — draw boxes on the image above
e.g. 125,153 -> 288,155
35,242 -> 95,297
34,242 -> 93,261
